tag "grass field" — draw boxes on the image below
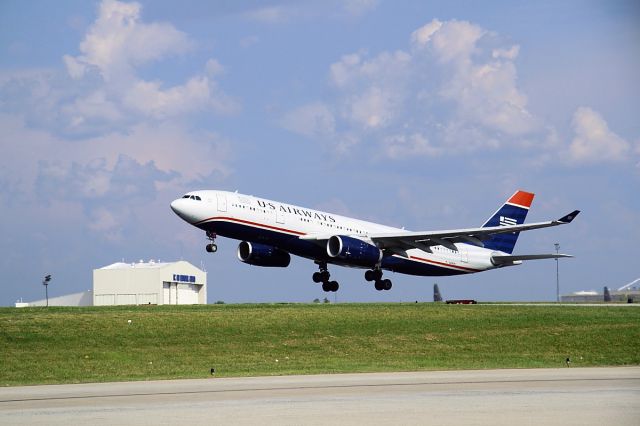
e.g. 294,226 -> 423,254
1,303 -> 639,386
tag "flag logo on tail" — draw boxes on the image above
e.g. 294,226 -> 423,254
499,216 -> 517,226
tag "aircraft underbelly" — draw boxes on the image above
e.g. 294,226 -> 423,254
381,256 -> 470,276
202,218 -> 480,276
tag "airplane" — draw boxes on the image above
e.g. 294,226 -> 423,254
170,190 -> 579,292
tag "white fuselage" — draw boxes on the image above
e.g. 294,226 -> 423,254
170,190 -> 499,276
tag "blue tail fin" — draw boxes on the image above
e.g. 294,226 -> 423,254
481,190 -> 534,254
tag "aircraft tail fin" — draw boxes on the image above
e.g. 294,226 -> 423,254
481,190 -> 534,254
604,286 -> 611,302
434,283 -> 443,302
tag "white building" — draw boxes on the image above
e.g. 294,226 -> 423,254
93,260 -> 207,306
15,290 -> 93,307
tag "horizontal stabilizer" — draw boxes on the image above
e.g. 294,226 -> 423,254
491,253 -> 573,265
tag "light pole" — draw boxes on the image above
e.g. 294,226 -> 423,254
43,275 -> 51,307
554,243 -> 560,302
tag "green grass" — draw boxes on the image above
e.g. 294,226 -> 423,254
1,303 -> 638,386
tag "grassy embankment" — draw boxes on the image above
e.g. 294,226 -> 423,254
1,303 -> 638,386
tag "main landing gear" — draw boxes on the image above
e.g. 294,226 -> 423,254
205,231 -> 218,253
365,268 -> 392,291
313,262 -> 339,292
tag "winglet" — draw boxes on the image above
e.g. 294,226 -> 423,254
558,210 -> 580,223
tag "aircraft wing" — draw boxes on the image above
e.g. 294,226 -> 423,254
368,210 -> 580,254
299,210 -> 580,256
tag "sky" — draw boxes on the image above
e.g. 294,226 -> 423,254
1,0 -> 638,306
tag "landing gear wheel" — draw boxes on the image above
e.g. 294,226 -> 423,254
374,280 -> 384,291
382,279 -> 392,291
205,231 -> 217,253
323,281 -> 339,292
313,271 -> 330,284
365,270 -> 375,281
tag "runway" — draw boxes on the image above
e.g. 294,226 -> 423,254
1,367 -> 639,425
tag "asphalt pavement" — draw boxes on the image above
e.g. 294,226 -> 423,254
1,367 -> 639,425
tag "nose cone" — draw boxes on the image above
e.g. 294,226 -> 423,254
170,198 -> 181,215
171,194 -> 211,225
170,198 -> 192,223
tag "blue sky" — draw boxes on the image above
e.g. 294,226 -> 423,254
1,0 -> 638,305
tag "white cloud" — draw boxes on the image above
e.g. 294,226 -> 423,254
205,58 -> 225,76
63,90 -> 124,128
63,55 -> 86,79
492,45 -> 520,60
54,0 -> 237,131
416,20 -> 537,137
410,19 -> 442,46
0,113 -> 231,192
418,19 -> 485,64
329,50 -> 411,89
329,50 -> 411,131
87,207 -> 122,241
66,0 -> 192,82
279,102 -> 335,137
383,133 -> 442,158
441,59 -> 537,136
346,86 -> 400,129
329,53 -> 363,88
123,77 -> 212,118
0,110 -> 232,245
245,6 -> 288,23
569,107 -> 631,163
283,18 -> 542,157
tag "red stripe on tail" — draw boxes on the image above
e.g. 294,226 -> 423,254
508,190 -> 535,208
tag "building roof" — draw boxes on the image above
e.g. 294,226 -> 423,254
571,290 -> 599,296
100,260 -> 172,270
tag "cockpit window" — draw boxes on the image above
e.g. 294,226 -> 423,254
183,194 -> 202,201
182,195 -> 190,199
195,195 -> 201,201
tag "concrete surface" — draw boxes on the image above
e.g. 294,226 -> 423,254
1,367 -> 639,425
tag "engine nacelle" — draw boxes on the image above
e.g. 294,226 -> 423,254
327,235 -> 382,267
237,241 -> 291,267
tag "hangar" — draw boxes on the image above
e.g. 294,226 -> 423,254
93,260 -> 207,306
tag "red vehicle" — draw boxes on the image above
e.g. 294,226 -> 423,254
446,299 -> 478,304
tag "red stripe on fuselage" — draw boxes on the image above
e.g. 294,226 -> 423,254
408,255 -> 481,273
195,216 -> 307,236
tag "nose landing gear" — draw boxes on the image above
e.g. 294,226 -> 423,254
205,231 -> 218,253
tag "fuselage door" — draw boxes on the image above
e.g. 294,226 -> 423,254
460,247 -> 469,263
216,193 -> 227,212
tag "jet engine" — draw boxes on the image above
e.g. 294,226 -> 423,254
237,241 -> 291,267
326,235 -> 382,267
